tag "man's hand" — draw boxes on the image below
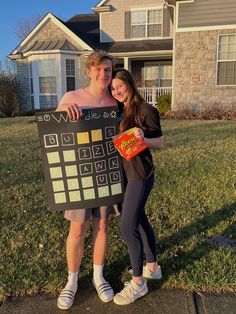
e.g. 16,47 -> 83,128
56,103 -> 83,120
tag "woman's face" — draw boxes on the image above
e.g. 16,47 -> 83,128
110,78 -> 129,104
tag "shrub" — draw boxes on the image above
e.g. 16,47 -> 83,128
19,108 -> 56,116
157,93 -> 171,114
0,73 -> 21,117
164,106 -> 236,120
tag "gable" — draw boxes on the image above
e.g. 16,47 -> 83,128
95,0 -> 110,6
10,13 -> 93,59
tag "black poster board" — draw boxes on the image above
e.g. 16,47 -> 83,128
36,107 -> 124,211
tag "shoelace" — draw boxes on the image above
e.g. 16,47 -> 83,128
120,282 -> 135,302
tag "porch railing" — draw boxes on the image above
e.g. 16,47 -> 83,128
137,87 -> 172,106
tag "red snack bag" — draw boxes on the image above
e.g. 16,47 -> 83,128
112,127 -> 148,160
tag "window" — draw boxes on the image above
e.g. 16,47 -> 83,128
160,65 -> 172,87
144,64 -> 172,87
144,66 -> 158,87
131,9 -> 162,38
66,59 -> 75,91
217,34 -> 236,85
38,59 -> 57,108
38,60 -> 56,93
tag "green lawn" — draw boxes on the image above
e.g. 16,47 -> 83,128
0,117 -> 235,301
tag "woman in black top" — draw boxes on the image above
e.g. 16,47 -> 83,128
110,69 -> 164,305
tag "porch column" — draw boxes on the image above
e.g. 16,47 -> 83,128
123,57 -> 130,71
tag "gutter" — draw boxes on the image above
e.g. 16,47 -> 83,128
164,1 -> 176,109
8,52 -> 23,60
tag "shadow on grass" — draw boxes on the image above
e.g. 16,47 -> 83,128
77,255 -> 131,293
163,121 -> 236,149
157,202 -> 236,285
106,202 -> 236,291
163,119 -> 235,135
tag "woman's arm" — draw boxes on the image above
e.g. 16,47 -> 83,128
144,136 -> 164,149
134,128 -> 164,149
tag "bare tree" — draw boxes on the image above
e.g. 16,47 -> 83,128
15,13 -> 46,40
0,58 -> 16,74
0,73 -> 22,117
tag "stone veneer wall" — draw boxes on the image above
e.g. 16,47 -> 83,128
173,28 -> 236,111
16,61 -> 31,112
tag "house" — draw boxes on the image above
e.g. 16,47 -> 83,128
173,0 -> 236,111
9,0 -> 236,113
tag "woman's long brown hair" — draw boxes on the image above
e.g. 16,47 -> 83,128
112,69 -> 146,132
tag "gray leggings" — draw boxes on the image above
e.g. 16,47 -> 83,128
120,174 -> 157,277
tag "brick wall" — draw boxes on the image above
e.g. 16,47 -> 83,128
173,28 -> 236,111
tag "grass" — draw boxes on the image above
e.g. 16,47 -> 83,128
0,117 -> 235,301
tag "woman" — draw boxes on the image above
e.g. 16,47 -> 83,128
110,69 -> 164,305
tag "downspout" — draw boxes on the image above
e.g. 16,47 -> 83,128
164,1 -> 176,109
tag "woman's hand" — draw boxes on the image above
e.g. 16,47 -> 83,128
134,128 -> 144,140
56,103 -> 83,120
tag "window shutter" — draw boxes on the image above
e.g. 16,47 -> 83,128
163,8 -> 170,37
125,11 -> 131,38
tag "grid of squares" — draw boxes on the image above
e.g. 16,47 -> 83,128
45,126 -> 122,205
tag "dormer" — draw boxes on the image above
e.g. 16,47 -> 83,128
92,0 -> 173,43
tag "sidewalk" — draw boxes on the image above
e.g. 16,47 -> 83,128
1,287 -> 236,314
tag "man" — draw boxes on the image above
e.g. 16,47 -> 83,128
56,51 -> 117,310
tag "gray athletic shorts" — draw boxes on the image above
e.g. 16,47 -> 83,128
64,205 -> 119,222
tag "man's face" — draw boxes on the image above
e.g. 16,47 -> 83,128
87,59 -> 113,88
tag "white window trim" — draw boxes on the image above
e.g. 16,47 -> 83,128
29,55 -> 59,109
28,54 -> 78,109
130,7 -> 164,39
38,60 -> 57,107
65,58 -> 76,92
144,63 -> 172,87
216,33 -> 236,86
60,55 -> 78,97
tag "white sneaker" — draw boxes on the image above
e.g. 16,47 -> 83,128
128,265 -> 162,280
143,264 -> 162,280
113,280 -> 148,305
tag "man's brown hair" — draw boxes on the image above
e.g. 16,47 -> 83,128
86,50 -> 116,70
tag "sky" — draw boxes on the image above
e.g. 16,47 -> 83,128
0,0 -> 99,61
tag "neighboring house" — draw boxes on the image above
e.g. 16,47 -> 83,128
9,0 -> 236,113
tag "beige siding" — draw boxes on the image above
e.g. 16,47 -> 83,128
178,0 -> 236,28
100,0 -> 172,42
16,61 -> 31,112
15,20 -> 91,111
